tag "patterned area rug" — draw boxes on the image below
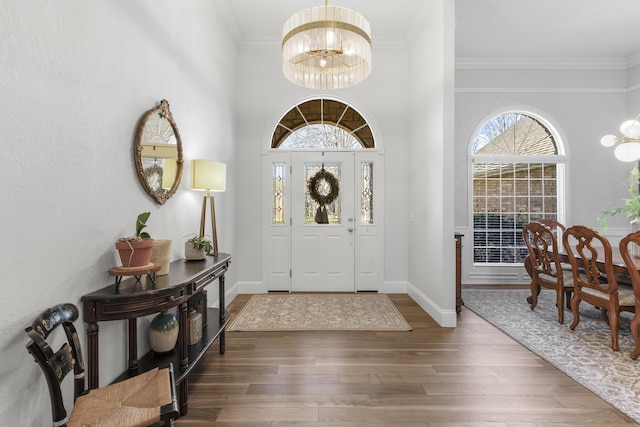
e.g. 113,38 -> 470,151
227,293 -> 412,331
464,289 -> 640,423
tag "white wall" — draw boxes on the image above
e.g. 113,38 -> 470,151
455,61 -> 636,284
627,56 -> 640,113
407,0 -> 457,327
234,44 -> 411,293
0,1 -> 237,425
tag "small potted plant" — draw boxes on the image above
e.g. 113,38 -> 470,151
598,167 -> 640,232
185,235 -> 212,261
115,212 -> 155,267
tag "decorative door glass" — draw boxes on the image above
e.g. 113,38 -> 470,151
304,162 -> 342,224
360,161 -> 374,224
272,162 -> 286,224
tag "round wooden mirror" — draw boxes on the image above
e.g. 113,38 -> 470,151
134,99 -> 184,204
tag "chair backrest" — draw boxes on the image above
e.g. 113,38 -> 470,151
562,225 -> 618,294
523,221 -> 563,280
537,218 -> 566,232
25,303 -> 86,425
619,230 -> 640,303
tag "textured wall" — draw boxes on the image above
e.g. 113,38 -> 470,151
0,1 -> 237,425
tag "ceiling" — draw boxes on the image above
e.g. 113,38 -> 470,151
217,0 -> 640,60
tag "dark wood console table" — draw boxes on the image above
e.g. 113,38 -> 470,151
81,253 -> 231,415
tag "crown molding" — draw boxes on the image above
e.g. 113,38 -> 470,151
456,57 -> 628,70
455,87 -> 627,94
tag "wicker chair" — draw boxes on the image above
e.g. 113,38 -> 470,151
25,303 -> 179,427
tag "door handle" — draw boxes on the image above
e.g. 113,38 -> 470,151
348,227 -> 354,232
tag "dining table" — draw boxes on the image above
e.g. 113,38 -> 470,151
525,247 -> 640,279
557,247 -> 640,277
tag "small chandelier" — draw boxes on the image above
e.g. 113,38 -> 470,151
601,114 -> 640,162
282,0 -> 372,90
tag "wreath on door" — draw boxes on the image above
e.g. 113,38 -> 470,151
307,166 -> 339,224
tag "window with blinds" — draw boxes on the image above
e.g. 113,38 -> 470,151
471,113 -> 564,264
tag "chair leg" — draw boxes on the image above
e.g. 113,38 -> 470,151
608,302 -> 620,351
569,293 -> 580,331
528,282 -> 539,309
556,289 -> 564,324
565,291 -> 572,309
631,312 -> 640,360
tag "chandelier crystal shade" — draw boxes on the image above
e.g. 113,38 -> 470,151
282,1 -> 372,90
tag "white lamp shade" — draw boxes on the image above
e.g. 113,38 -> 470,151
625,124 -> 640,139
600,134 -> 617,147
620,120 -> 640,136
191,160 -> 226,192
614,142 -> 640,162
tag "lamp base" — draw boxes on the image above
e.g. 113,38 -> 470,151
200,194 -> 219,256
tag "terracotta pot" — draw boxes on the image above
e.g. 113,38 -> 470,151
115,239 -> 155,267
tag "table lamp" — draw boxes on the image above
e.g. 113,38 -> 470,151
191,160 -> 226,256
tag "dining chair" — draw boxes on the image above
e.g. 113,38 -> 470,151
618,230 -> 640,359
25,303 -> 179,427
562,225 -> 635,351
523,221 -> 574,324
537,218 -> 566,233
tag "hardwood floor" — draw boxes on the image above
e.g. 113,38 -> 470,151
175,294 -> 637,426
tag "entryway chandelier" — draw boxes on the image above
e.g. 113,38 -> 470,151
282,0 -> 372,90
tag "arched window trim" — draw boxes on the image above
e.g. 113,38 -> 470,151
269,96 -> 377,150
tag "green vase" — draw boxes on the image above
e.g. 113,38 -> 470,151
149,311 -> 178,353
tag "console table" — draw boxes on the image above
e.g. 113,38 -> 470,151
81,253 -> 231,415
455,233 -> 464,313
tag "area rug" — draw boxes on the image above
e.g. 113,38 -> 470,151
227,293 -> 412,332
464,289 -> 640,423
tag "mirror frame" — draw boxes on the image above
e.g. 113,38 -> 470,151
134,99 -> 184,204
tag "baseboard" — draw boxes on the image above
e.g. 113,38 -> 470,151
407,283 -> 457,327
236,281 -> 268,295
380,281 -> 408,293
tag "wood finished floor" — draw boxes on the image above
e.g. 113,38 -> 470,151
174,294 -> 637,426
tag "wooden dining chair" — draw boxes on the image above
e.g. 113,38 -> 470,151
523,221 -> 574,324
25,303 -> 180,427
618,230 -> 640,359
562,225 -> 635,351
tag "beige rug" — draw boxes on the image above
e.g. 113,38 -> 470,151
227,293 -> 412,331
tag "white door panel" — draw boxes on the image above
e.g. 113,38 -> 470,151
292,152 -> 355,292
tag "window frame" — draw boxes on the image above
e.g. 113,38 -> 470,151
468,109 -> 569,266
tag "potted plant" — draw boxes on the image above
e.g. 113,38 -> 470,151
598,166 -> 640,232
115,212 -> 155,267
185,235 -> 212,261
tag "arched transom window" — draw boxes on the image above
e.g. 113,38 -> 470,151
471,112 -> 566,264
272,98 -> 375,149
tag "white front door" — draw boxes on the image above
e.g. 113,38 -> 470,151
291,152 -> 355,292
262,151 -> 382,293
